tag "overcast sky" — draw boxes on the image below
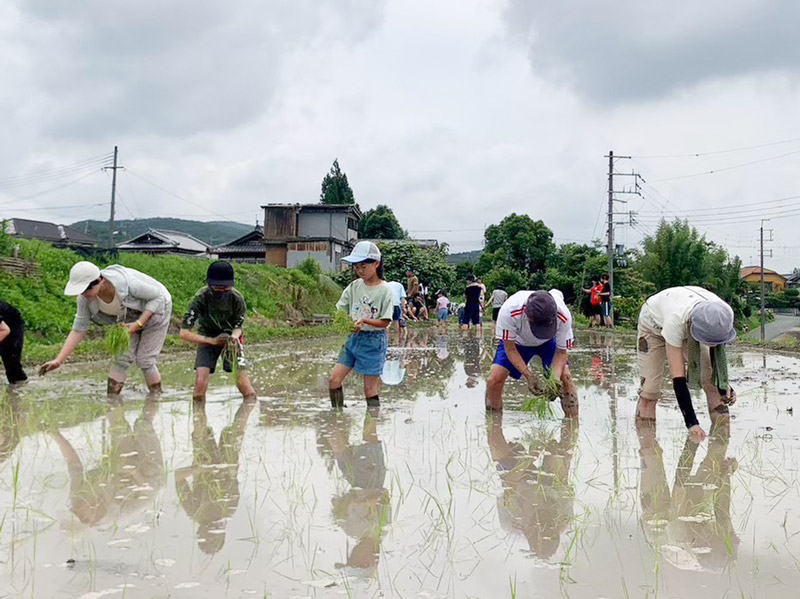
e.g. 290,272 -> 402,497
3,0 -> 800,271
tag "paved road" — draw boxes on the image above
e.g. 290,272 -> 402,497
746,313 -> 800,341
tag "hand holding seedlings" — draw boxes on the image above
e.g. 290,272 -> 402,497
688,424 -> 707,443
105,324 -> 131,356
524,370 -> 543,395
211,333 -> 231,346
39,360 -> 62,375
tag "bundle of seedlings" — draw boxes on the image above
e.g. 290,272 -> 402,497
105,323 -> 131,356
332,310 -> 355,335
221,336 -> 241,376
521,370 -> 562,419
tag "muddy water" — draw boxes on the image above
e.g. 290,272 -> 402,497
1,329 -> 800,598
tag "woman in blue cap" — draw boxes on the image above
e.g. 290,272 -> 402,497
636,286 -> 737,442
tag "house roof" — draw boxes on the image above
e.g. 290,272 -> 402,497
741,266 -> 785,279
117,228 -> 209,253
5,217 -> 97,246
261,203 -> 362,218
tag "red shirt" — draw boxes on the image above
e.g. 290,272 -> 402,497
590,284 -> 603,306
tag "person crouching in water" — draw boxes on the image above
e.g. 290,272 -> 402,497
486,289 -> 579,417
636,286 -> 737,442
40,261 -> 171,396
329,241 -> 393,409
179,261 -> 256,403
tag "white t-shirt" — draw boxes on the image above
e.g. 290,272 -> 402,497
639,286 -> 729,348
496,289 -> 574,350
386,281 -> 407,307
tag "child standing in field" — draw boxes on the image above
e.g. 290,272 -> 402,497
436,290 -> 451,334
179,261 -> 257,403
329,241 -> 394,409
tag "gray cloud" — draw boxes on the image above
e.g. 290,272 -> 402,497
503,0 -> 800,103
16,0 -> 384,139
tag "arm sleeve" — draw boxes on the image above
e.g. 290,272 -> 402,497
336,283 -> 352,314
128,276 -> 167,314
672,377 -> 699,428
378,287 -> 394,321
72,296 -> 92,332
555,312 -> 575,350
181,292 -> 204,330
232,294 -> 246,330
495,309 -> 517,342
661,315 -> 687,348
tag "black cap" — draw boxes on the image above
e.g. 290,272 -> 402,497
207,261 -> 235,287
524,291 -> 558,339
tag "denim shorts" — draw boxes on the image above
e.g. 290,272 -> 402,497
437,308 -> 449,321
337,331 -> 388,376
492,338 -> 556,379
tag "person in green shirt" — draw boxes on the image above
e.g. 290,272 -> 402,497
179,261 -> 257,403
329,242 -> 393,408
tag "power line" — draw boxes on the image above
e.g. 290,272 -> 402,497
649,148 -> 800,183
0,154 -> 113,189
0,169 -> 102,206
629,135 -> 800,159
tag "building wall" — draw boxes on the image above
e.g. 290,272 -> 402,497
266,245 -> 288,267
297,212 -> 345,239
744,274 -> 786,292
264,207 -> 297,239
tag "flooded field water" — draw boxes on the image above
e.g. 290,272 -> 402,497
2,329 -> 800,598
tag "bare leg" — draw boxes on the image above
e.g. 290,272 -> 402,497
364,375 -> 380,407
559,366 -> 579,419
485,364 -> 510,411
193,367 -> 211,402
236,371 -> 257,400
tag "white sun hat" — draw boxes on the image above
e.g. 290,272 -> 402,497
64,261 -> 101,296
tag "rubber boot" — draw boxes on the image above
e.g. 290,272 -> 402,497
366,395 -> 380,408
147,381 -> 163,396
107,378 -> 125,397
330,387 -> 344,409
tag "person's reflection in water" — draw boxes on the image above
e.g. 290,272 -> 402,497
175,398 -> 255,555
463,337 -> 483,389
317,408 -> 390,573
50,398 -> 164,526
487,413 -> 578,558
637,418 -> 738,571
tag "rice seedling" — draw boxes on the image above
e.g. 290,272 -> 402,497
222,338 -> 242,377
105,323 -> 131,356
332,310 -> 354,335
521,370 -> 561,418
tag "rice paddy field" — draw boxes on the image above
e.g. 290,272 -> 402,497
1,329 -> 799,598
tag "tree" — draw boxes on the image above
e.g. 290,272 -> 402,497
378,242 -> 457,296
478,214 -> 554,288
636,219 -> 745,317
320,159 -> 355,205
359,205 -> 407,239
545,242 -> 608,303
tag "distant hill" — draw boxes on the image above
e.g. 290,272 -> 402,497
447,249 -> 482,265
70,218 -> 253,246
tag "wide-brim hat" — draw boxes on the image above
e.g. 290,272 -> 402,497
690,301 -> 737,346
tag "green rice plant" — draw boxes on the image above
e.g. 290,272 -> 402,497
105,323 -> 130,356
332,310 -> 354,335
222,338 -> 241,377
521,370 -> 561,418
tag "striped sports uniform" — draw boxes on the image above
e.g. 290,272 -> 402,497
493,289 -> 575,378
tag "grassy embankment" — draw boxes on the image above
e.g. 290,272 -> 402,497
0,239 -> 343,366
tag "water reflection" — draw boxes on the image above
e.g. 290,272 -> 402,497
487,413 -> 578,558
175,399 -> 255,554
317,409 -> 391,573
50,399 -> 164,526
637,419 -> 738,572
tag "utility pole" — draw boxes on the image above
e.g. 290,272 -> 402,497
604,151 -> 639,323
104,146 -> 123,250
760,219 -> 773,341
607,151 -> 614,295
